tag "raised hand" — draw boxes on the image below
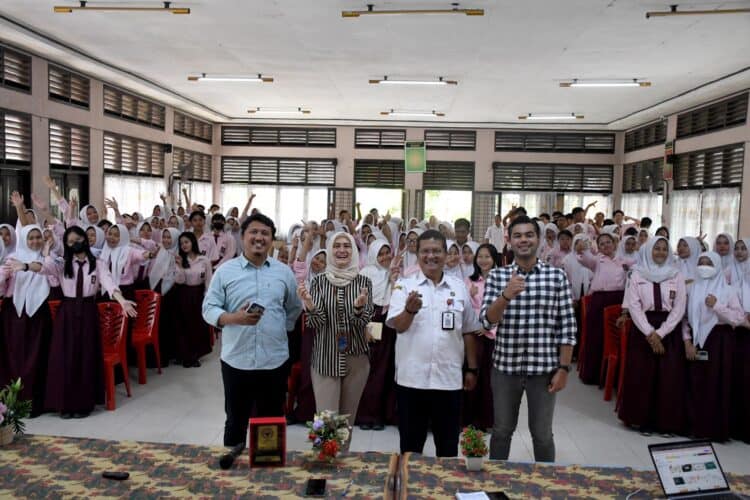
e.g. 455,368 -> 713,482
503,270 -> 525,300
297,284 -> 314,310
354,287 -> 368,309
389,266 -> 401,284
31,193 -> 49,211
10,191 -> 24,208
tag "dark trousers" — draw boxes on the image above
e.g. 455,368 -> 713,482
221,360 -> 287,447
396,384 -> 462,457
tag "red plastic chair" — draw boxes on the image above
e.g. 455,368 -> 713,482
99,302 -> 131,410
601,304 -> 623,401
577,295 -> 592,375
48,300 -> 62,320
131,290 -> 162,385
615,318 -> 633,412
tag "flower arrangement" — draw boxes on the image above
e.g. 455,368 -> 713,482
0,378 -> 32,435
460,426 -> 488,458
306,410 -> 350,462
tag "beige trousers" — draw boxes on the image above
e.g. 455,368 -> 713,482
311,354 -> 371,431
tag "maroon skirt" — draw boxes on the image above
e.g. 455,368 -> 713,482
731,327 -> 750,443
0,302 -> 52,415
687,325 -> 734,442
617,311 -> 687,435
155,283 -> 178,365
45,297 -> 104,414
291,322 -> 316,422
579,290 -> 624,385
462,334 -> 495,430
173,284 -> 212,363
356,306 -> 397,426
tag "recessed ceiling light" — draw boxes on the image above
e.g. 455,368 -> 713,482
369,76 -> 458,86
560,79 -> 650,88
188,73 -> 273,83
380,109 -> 445,117
248,107 -> 311,115
54,1 -> 189,14
518,113 -> 584,120
343,4 -> 483,17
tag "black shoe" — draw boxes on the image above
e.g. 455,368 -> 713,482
72,412 -> 90,419
359,423 -> 373,430
61,413 -> 74,419
183,361 -> 192,368
372,423 -> 385,431
286,415 -> 298,426
192,360 -> 201,368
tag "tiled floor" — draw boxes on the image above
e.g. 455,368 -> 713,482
26,346 -> 750,474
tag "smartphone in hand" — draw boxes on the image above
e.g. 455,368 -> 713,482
246,302 -> 265,315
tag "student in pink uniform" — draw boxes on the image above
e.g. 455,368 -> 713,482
547,230 -> 573,269
210,213 -> 236,270
189,211 -> 219,263
34,226 -> 135,418
0,225 -> 52,416
173,231 -> 213,368
100,224 -> 156,301
713,233 -> 735,273
731,242 -> 750,443
577,232 -> 635,385
149,227 -> 180,365
463,243 -> 502,430
131,221 -> 158,290
683,251 -> 745,441
726,238 -> 749,286
617,237 -> 687,436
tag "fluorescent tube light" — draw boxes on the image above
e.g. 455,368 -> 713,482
188,74 -> 273,83
519,113 -> 583,120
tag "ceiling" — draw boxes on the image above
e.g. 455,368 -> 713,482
1,0 -> 749,129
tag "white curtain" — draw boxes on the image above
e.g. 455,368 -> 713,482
669,190 -> 702,241
620,193 -> 663,223
501,192 -> 557,217
563,193 -> 611,218
700,188 -> 740,244
188,182 -> 214,208
104,175 -> 165,218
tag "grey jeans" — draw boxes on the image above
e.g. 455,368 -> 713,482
490,370 -> 557,462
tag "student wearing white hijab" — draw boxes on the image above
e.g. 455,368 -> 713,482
618,237 -> 687,436
563,234 -> 594,303
358,239 -> 400,430
727,238 -> 750,287
675,237 -> 702,285
0,223 -> 17,259
85,225 -> 106,258
444,240 -> 463,281
100,223 -> 153,300
402,228 -> 422,275
713,233 -> 735,272
617,235 -> 640,264
731,242 -> 750,443
540,223 -> 559,262
150,227 -> 181,365
682,251 -> 745,441
0,224 -> 52,415
79,204 -> 100,226
460,241 -> 480,280
298,231 -> 374,443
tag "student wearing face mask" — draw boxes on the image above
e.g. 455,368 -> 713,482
683,252 -> 745,442
210,213 -> 236,271
32,226 -> 136,418
0,225 -> 53,416
357,240 -> 401,431
298,232 -> 374,448
617,237 -> 687,436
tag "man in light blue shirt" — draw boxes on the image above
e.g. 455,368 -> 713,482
202,213 -> 302,449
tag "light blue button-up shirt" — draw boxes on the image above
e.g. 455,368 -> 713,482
202,254 -> 302,370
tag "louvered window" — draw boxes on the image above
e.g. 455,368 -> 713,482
103,85 -> 166,129
49,121 -> 89,170
0,45 -> 31,92
622,159 -> 664,193
221,126 -> 336,147
48,65 -> 90,107
424,130 -> 476,150
676,93 -> 748,139
673,144 -> 744,190
493,163 -> 612,193
354,129 -> 406,148
174,111 -> 213,143
354,160 -> 405,188
0,109 -> 32,165
494,131 -> 615,153
624,121 -> 666,152
423,162 -> 474,190
221,157 -> 336,186
103,132 -> 164,177
173,147 -> 212,182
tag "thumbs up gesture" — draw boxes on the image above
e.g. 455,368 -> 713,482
354,287 -> 368,309
503,269 -> 526,301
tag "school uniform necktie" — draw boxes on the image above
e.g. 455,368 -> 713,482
653,282 -> 663,312
76,261 -> 85,298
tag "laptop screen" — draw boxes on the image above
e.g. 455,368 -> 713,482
651,442 -> 729,496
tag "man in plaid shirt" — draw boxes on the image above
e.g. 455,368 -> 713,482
480,215 -> 577,462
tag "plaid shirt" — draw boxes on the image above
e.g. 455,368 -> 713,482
480,260 -> 577,376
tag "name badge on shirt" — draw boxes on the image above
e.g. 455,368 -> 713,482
90,275 -> 97,284
200,271 -> 206,279
442,311 -> 455,330
201,250 -> 207,256
669,290 -> 676,300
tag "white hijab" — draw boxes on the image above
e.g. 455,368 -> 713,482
0,223 -> 18,258
403,229 -> 423,269
167,215 -> 185,233
11,225 -> 50,317
359,240 -> 392,307
687,251 -> 735,348
100,224 -> 131,287
563,234 -> 594,301
676,237 -> 702,283
714,233 -> 735,271
617,235 -> 640,262
460,241 -> 480,279
324,232 -> 360,288
633,237 -> 679,284
728,238 -> 750,287
306,249 -> 327,289
86,225 -> 106,258
149,228 -> 180,294
79,204 -> 99,225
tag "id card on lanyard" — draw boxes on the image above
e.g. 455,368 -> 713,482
442,293 -> 456,331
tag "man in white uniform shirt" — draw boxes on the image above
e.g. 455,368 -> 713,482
386,229 -> 480,457
483,213 -> 505,253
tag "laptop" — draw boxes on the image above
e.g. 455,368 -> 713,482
649,440 -> 739,499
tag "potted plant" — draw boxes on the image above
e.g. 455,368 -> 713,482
0,378 -> 32,446
460,426 -> 488,471
306,410 -> 350,463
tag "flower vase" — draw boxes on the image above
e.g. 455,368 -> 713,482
465,456 -> 484,471
0,426 -> 14,446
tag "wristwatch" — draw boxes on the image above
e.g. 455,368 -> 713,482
24,263 -> 29,272
557,365 -> 571,373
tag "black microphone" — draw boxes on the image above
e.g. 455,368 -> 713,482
219,442 -> 246,470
